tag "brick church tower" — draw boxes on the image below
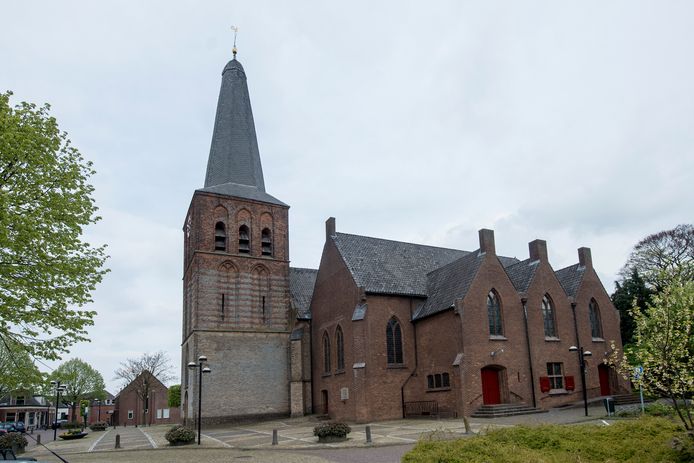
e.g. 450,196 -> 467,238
181,54 -> 293,424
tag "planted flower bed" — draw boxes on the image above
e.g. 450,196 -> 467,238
59,430 -> 88,440
314,422 -> 351,443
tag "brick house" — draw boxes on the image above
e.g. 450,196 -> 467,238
114,371 -> 179,426
181,52 -> 627,424
0,391 -> 50,430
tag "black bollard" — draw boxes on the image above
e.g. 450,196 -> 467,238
36,434 -> 41,446
272,429 -> 278,445
365,425 -> 372,443
115,434 -> 121,449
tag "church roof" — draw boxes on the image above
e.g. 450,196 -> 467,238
196,182 -> 287,206
332,233 -> 469,297
289,267 -> 318,320
505,258 -> 540,293
200,58 -> 286,206
555,263 -> 585,297
413,250 -> 485,320
329,232 -> 521,320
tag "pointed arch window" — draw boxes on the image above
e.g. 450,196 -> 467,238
261,228 -> 273,256
214,222 -> 226,251
322,332 -> 331,374
386,318 -> 403,365
487,290 -> 503,336
336,326 -> 345,371
542,294 -> 557,338
238,225 -> 250,254
589,299 -> 603,339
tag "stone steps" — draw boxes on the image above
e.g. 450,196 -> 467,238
471,403 -> 547,418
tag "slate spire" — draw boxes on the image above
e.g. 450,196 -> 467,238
204,57 -> 265,191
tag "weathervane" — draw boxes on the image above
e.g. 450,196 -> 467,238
231,25 -> 239,58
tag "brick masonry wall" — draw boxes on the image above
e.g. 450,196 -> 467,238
185,331 -> 289,424
114,382 -> 180,426
310,238 -> 361,421
521,257 -> 587,409
310,233 -> 627,422
181,191 -> 292,424
404,309 -> 463,417
573,266 -> 630,397
457,253 -> 534,416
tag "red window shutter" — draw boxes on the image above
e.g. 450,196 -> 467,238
540,376 -> 551,393
565,376 -> 575,391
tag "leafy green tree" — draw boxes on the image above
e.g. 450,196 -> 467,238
168,384 -> 181,408
609,277 -> 694,431
48,358 -> 105,421
0,91 -> 108,361
620,224 -> 694,290
611,269 -> 654,346
0,336 -> 43,398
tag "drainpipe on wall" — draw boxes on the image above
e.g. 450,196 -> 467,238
308,318 -> 314,415
521,297 -> 537,409
400,299 -> 419,418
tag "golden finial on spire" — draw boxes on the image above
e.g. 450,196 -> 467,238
231,25 -> 239,58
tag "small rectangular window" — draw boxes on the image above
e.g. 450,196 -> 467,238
127,410 -> 134,420
156,409 -> 162,419
15,396 -> 25,405
163,408 -> 170,419
546,362 -> 564,390
427,372 -> 451,390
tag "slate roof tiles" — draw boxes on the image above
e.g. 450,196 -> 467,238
332,233 -> 468,297
505,258 -> 540,293
289,267 -> 318,320
555,263 -> 586,297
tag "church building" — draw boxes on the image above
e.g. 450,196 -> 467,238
181,53 -> 627,425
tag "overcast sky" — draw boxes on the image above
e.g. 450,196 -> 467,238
2,1 -> 693,393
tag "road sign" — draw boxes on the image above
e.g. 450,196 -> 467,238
633,365 -> 643,380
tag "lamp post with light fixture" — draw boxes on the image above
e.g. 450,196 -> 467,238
569,345 -> 592,416
187,355 -> 211,445
50,380 -> 67,441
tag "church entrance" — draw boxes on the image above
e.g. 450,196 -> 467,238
481,366 -> 506,405
598,364 -> 611,396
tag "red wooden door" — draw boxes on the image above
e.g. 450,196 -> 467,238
481,367 -> 501,405
598,365 -> 611,396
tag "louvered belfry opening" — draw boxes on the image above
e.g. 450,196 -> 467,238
261,228 -> 272,256
238,225 -> 250,253
214,222 -> 226,251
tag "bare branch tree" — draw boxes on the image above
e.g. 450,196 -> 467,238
113,351 -> 174,426
620,224 -> 694,290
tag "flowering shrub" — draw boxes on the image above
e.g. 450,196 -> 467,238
313,422 -> 351,439
165,425 -> 195,445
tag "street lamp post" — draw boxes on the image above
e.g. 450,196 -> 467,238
187,355 -> 211,445
50,380 -> 67,441
94,398 -> 101,423
569,345 -> 592,416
